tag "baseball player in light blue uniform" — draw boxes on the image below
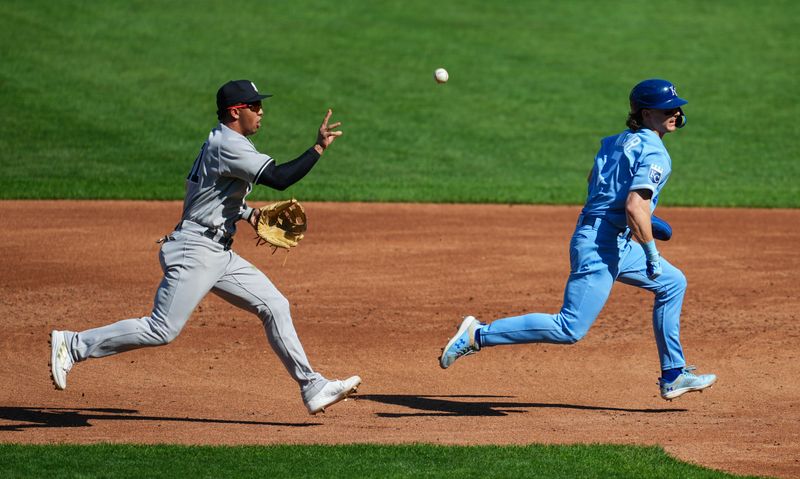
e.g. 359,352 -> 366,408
50,80 -> 361,414
440,79 -> 717,400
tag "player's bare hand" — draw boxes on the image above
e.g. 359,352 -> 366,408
249,208 -> 261,229
316,108 -> 342,152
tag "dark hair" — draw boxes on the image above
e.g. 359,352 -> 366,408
626,110 -> 644,131
217,108 -> 234,123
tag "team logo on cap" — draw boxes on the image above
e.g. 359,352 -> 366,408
649,165 -> 664,184
251,81 -> 258,92
669,85 -> 677,97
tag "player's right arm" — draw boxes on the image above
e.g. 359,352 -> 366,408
626,189 -> 662,279
625,138 -> 669,279
625,189 -> 654,244
256,148 -> 321,190
255,109 -> 342,190
219,134 -> 321,191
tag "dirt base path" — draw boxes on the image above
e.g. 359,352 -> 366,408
1,201 -> 798,478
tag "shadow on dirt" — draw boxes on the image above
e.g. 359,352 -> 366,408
358,394 -> 686,417
0,407 -> 320,431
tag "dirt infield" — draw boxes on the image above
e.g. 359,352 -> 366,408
1,201 -> 798,478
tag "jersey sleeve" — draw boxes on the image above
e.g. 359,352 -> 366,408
629,149 -> 671,194
218,136 -> 274,182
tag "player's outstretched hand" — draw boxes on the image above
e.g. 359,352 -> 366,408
316,109 -> 342,151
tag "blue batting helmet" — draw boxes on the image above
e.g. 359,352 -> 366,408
630,79 -> 688,128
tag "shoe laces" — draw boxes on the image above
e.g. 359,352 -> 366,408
57,343 -> 73,372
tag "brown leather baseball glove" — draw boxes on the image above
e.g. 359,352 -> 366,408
255,199 -> 307,250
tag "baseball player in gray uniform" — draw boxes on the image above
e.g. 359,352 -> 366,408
50,79 -> 361,415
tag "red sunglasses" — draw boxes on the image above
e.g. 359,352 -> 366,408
227,101 -> 262,112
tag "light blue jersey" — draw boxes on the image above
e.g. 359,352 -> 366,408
478,127 -> 687,373
440,80 -> 718,399
581,128 -> 671,229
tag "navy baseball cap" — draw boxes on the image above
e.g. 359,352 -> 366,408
216,80 -> 272,112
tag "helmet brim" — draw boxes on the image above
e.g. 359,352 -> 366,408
635,96 -> 688,112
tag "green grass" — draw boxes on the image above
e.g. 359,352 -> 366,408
0,2 -> 792,476
0,444 -> 770,479
1,0 -> 797,206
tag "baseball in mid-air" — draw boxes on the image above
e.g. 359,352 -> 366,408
434,68 -> 449,84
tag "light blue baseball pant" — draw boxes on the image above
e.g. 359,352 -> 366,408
479,217 -> 687,370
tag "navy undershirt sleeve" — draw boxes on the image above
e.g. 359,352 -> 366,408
256,147 -> 321,190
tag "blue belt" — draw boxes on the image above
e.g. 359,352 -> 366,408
577,215 -> 633,240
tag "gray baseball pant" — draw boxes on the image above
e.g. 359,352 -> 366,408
66,226 -> 326,401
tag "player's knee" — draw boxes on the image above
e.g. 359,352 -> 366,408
147,316 -> 183,345
160,328 -> 181,344
674,269 -> 687,291
556,312 -> 591,344
661,268 -> 687,296
557,316 -> 589,343
260,296 -> 291,323
563,327 -> 588,344
152,326 -> 181,345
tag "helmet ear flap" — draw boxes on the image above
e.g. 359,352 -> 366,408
676,107 -> 687,128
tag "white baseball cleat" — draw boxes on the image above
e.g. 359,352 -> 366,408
305,376 -> 362,415
439,316 -> 481,369
50,330 -> 74,390
659,366 -> 717,400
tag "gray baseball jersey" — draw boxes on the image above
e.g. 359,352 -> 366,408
62,123 -> 329,403
182,123 -> 272,236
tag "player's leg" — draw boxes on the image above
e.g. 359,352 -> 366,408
51,233 -> 226,390
616,242 -> 687,370
69,234 -> 224,360
616,242 -> 716,399
440,225 -> 618,368
481,224 -> 619,346
479,266 -> 615,346
212,253 -> 360,413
